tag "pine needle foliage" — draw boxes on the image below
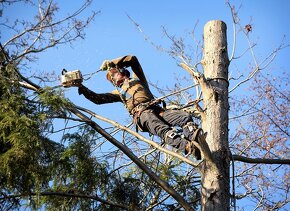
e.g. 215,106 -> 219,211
0,60 -> 64,208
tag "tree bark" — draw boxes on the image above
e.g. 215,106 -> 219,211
200,20 -> 230,211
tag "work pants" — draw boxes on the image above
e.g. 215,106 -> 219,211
138,108 -> 194,150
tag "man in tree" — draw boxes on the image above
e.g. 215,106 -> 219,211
75,55 -> 202,159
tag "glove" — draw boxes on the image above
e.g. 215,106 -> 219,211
99,60 -> 115,71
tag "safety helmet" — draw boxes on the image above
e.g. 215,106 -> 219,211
106,67 -> 130,82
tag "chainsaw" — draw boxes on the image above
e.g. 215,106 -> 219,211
60,69 -> 83,88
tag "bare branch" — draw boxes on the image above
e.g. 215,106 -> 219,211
3,0 -> 98,65
233,155 -> 290,164
229,43 -> 289,93
226,0 -> 239,62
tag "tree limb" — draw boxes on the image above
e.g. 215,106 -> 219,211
233,155 -> 290,164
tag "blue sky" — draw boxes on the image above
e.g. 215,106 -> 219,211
22,0 -> 288,121
2,0 -> 290,210
3,1 -> 289,110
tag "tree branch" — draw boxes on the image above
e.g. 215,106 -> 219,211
233,155 -> 290,164
229,43 -> 289,93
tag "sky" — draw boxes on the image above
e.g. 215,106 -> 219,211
1,0 -> 290,210
2,0 -> 289,116
28,0 -> 288,121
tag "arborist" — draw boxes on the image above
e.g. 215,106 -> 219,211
73,55 -> 202,159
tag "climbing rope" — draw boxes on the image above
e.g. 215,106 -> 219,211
82,69 -> 102,81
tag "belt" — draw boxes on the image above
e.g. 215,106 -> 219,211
131,101 -> 165,118
131,102 -> 151,117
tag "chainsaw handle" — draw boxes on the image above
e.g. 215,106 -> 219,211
62,69 -> 68,75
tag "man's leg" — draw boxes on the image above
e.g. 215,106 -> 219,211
161,109 -> 193,127
161,109 -> 198,138
162,109 -> 201,159
138,109 -> 188,151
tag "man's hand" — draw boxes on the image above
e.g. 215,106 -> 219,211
100,60 -> 115,71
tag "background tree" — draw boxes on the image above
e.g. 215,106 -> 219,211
230,71 -> 290,209
1,0 -> 289,210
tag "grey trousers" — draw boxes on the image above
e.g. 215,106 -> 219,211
138,108 -> 194,149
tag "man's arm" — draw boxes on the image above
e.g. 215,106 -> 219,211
78,84 -> 122,104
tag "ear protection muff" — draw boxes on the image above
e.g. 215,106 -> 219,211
118,67 -> 130,78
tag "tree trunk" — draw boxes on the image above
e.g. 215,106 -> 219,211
200,20 -> 230,211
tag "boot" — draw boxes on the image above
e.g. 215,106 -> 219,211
182,122 -> 198,140
164,130 -> 188,152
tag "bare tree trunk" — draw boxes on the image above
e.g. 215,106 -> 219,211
200,20 -> 230,211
